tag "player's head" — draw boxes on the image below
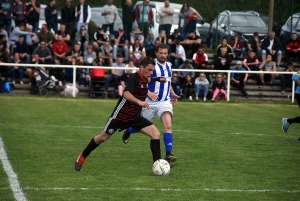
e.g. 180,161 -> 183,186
139,56 -> 156,79
155,43 -> 169,63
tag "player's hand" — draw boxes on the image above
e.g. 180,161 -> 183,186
158,77 -> 167,83
138,101 -> 150,109
171,94 -> 180,105
148,91 -> 158,101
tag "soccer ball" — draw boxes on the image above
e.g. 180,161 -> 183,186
152,159 -> 170,176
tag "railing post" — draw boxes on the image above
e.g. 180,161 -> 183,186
227,71 -> 230,101
292,81 -> 295,103
72,67 -> 76,98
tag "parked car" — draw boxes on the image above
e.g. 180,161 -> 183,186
258,13 -> 281,37
280,13 -> 300,48
206,10 -> 268,48
90,7 -> 123,38
132,1 -> 205,40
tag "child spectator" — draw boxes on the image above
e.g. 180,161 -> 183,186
230,35 -> 245,59
194,73 -> 209,101
212,73 -> 227,101
182,74 -> 194,101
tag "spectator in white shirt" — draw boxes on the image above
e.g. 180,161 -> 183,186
102,0 -> 118,42
75,0 -> 91,31
168,39 -> 186,68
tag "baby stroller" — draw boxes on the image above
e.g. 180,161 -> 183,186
30,67 -> 59,96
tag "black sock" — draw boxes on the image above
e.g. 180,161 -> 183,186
166,151 -> 171,156
287,116 -> 300,124
82,138 -> 100,158
150,139 -> 161,163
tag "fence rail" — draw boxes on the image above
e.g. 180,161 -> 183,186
0,63 -> 296,103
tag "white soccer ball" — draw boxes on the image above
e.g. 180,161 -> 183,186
152,159 -> 170,176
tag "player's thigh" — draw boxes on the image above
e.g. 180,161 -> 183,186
139,124 -> 160,139
157,101 -> 173,119
130,116 -> 153,133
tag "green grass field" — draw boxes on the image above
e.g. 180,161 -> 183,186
0,96 -> 299,201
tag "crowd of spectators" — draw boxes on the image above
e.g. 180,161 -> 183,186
0,0 -> 298,99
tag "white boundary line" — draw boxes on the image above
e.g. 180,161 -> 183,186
0,136 -> 27,201
0,186 -> 298,193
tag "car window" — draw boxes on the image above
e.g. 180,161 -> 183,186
229,15 -> 266,27
287,17 -> 300,29
222,16 -> 228,25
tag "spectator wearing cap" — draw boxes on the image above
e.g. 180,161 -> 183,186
261,31 -> 282,67
168,39 -> 186,69
75,0 -> 91,31
45,0 -> 58,33
0,0 -> 13,35
75,25 -> 89,51
280,61 -> 296,94
247,32 -> 261,58
230,60 -> 249,98
61,0 -> 75,34
178,60 -> 195,86
53,33 -> 68,63
26,0 -> 40,34
83,45 -> 96,65
135,0 -> 153,40
113,27 -> 129,61
32,41 -> 53,64
158,0 -> 174,39
129,38 -> 145,66
167,29 -> 184,53
102,0 -> 118,42
92,27 -> 108,50
121,0 -> 135,44
131,28 -> 144,46
184,30 -> 201,59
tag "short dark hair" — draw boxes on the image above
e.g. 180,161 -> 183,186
140,56 -> 155,68
175,39 -> 181,45
155,43 -> 169,52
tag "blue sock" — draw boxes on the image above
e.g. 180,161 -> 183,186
128,127 -> 137,134
163,132 -> 173,155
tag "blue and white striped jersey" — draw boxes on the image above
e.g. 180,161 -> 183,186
148,60 -> 173,101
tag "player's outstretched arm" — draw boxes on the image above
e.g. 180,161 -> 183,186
124,91 -> 150,109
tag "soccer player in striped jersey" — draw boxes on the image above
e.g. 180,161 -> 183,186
75,57 -> 163,171
123,44 -> 180,163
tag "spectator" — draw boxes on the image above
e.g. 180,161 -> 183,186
121,0 -> 135,43
66,42 -> 83,63
14,35 -> 29,63
280,61 -> 296,94
129,39 -> 145,66
185,10 -> 198,34
53,33 -> 68,63
32,41 -> 53,64
178,3 -> 193,39
216,38 -> 232,58
9,22 -> 34,45
45,0 -> 58,33
144,33 -> 155,57
258,54 -> 277,88
214,47 -> 232,72
212,73 -> 227,101
130,28 -> 144,46
261,31 -> 282,67
0,33 -> 9,56
75,0 -> 91,31
182,74 -> 194,101
184,30 -> 201,59
104,55 -> 125,95
247,32 -> 261,57
230,60 -> 249,98
171,72 -> 181,96
113,27 -> 129,61
118,63 -> 134,96
0,0 -> 13,35
192,46 -> 208,70
79,67 -> 90,86
92,27 -> 108,50
49,57 -> 64,86
0,48 -> 8,79
10,52 -> 24,84
135,0 -> 153,40
242,50 -> 259,71
55,24 -> 71,46
83,45 -> 96,65
102,0 -> 117,42
25,24 -> 38,55
230,35 -> 245,59
61,0 -> 75,34
125,60 -> 136,73
65,56 -> 80,84
167,29 -> 184,53
147,38 -> 160,58
37,24 -> 55,51
26,0 -> 40,34
0,22 -> 8,40
99,40 -> 113,67
194,72 -> 209,101
168,39 -> 186,69
157,30 -> 167,45
158,0 -> 174,39
285,33 -> 300,63
75,25 -> 89,51
178,60 -> 195,85
12,0 -> 26,27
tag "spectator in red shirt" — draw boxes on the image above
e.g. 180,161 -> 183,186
192,46 -> 208,69
53,33 -> 68,63
230,35 -> 245,59
285,33 -> 300,63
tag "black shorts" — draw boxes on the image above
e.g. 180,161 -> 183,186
103,115 -> 152,135
296,93 -> 300,108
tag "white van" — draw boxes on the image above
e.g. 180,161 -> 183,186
132,1 -> 204,39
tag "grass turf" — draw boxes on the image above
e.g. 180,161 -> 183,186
0,96 -> 299,201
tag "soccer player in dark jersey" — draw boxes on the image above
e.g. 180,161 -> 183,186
75,57 -> 163,171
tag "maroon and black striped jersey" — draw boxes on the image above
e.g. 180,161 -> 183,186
110,71 -> 148,122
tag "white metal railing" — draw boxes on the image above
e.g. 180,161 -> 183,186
0,62 -> 296,103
